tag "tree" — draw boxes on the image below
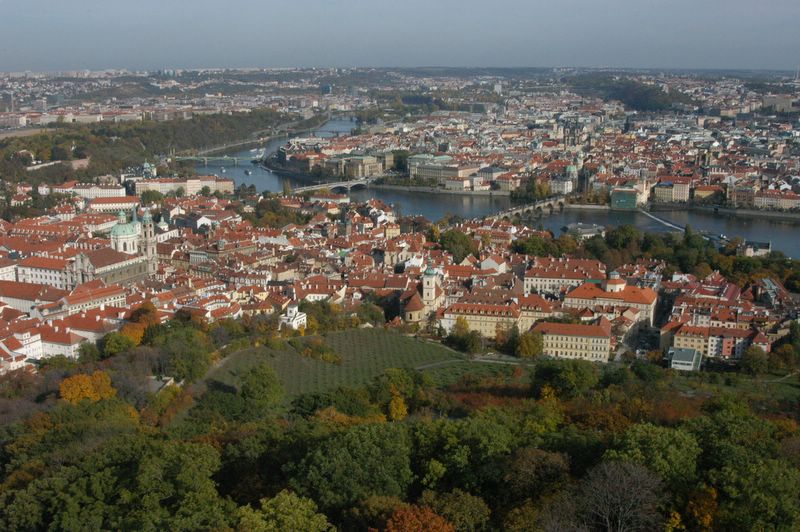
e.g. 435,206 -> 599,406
239,362 -> 284,418
140,190 -> 164,205
175,186 -> 185,198
516,331 -> 543,358
740,345 -> 768,375
418,490 -> 489,532
130,301 -> 160,327
102,331 -> 136,357
59,370 -> 117,404
200,185 -> 211,197
502,448 -> 570,501
439,230 -> 478,263
151,323 -> 213,382
605,423 -> 701,492
578,461 -> 663,532
288,423 -> 413,511
388,393 -> 408,421
236,490 -> 333,532
531,359 -> 599,399
120,322 -> 146,346
385,505 -> 455,532
77,342 -> 100,363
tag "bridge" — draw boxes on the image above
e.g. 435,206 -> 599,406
173,155 -> 258,167
485,195 -> 567,221
292,178 -> 373,194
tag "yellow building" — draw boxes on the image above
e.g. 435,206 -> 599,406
533,318 -> 612,362
441,303 -> 520,338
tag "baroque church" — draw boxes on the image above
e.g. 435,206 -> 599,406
66,209 -> 158,288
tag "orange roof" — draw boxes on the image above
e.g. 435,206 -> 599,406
565,283 -> 657,305
533,318 -> 612,338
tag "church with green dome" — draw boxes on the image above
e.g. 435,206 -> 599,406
109,208 -> 158,275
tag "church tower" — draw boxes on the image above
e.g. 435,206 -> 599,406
141,210 -> 157,274
422,261 -> 437,306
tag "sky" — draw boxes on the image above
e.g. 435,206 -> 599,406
0,0 -> 797,72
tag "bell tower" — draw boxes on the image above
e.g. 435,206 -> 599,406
141,210 -> 157,274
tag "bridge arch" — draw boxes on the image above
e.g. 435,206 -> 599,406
349,182 -> 368,191
535,206 -> 543,216
546,204 -> 554,215
557,201 -> 565,212
330,185 -> 350,193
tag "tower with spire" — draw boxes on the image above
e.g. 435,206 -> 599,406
141,209 -> 157,274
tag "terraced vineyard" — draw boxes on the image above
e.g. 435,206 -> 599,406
206,328 -> 463,398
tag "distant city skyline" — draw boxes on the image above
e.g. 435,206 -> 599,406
0,0 -> 797,72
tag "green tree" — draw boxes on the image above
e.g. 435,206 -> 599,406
531,359 -> 599,399
288,423 -> 413,511
102,331 -> 136,357
236,490 -> 333,532
605,423 -> 701,491
150,323 -> 213,382
77,341 -> 100,363
140,190 -> 164,205
419,489 -> 490,532
740,345 -> 768,375
239,362 -> 284,418
439,230 -> 478,263
200,185 -> 212,197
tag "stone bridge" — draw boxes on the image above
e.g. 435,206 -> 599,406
292,178 -> 373,194
486,195 -> 566,221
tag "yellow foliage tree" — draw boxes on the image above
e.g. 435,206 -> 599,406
388,394 -> 408,421
59,370 -> 117,405
120,322 -> 145,346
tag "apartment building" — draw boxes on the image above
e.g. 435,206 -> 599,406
524,257 -> 606,295
15,256 -> 69,290
669,323 -> 770,359
533,317 -> 612,362
135,176 -> 235,196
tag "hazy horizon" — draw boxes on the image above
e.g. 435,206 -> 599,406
0,0 -> 797,72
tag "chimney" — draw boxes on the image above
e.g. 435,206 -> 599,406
95,315 -> 100,322
100,303 -> 105,311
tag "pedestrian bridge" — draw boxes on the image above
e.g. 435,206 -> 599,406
486,195 -> 566,221
292,178 -> 373,194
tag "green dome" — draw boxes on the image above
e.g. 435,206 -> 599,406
110,222 -> 138,237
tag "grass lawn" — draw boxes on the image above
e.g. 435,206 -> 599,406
670,370 -> 800,403
206,328 -> 463,399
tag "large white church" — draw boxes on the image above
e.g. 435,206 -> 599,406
109,209 -> 158,275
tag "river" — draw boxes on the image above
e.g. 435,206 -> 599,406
197,119 -> 800,258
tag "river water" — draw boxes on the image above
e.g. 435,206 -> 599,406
198,119 -> 800,258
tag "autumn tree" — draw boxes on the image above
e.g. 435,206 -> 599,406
385,505 -> 455,532
59,370 -> 117,404
515,331 -> 543,358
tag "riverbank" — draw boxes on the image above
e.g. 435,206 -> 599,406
197,113 -> 333,157
650,203 -> 800,223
